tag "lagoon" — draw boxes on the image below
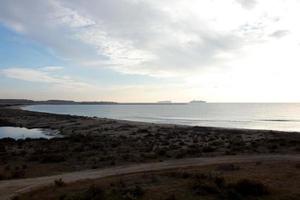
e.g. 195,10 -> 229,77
0,127 -> 59,139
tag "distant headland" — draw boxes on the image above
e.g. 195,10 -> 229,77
0,99 -> 207,106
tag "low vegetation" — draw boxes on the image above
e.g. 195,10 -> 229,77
15,161 -> 300,200
0,108 -> 300,179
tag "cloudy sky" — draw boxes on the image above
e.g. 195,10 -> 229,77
0,0 -> 300,102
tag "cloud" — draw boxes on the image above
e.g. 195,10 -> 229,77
0,0 -> 247,77
236,0 -> 257,9
270,30 -> 290,38
40,66 -> 64,72
1,67 -> 93,89
0,0 -> 298,79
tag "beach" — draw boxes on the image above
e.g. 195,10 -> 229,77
0,106 -> 299,179
0,106 -> 300,199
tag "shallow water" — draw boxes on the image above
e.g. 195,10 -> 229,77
0,126 -> 58,139
24,103 -> 300,132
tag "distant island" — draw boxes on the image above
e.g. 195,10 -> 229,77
189,100 -> 206,104
157,100 -> 172,104
0,99 -> 118,106
0,99 -> 206,107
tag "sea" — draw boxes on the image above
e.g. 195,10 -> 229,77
24,103 -> 300,132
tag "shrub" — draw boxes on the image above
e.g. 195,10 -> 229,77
224,189 -> 243,200
110,160 -> 116,166
156,148 -> 167,156
165,194 -> 176,200
84,185 -> 104,200
115,185 -> 145,199
54,178 -> 65,187
0,144 -> 6,152
5,165 -> 10,171
216,164 -> 240,171
231,179 -> 269,196
0,119 -> 15,126
167,171 -> 193,179
40,154 -> 66,163
141,152 -> 157,159
59,194 -> 67,200
137,128 -> 149,133
10,196 -> 20,200
191,179 -> 219,196
130,185 -> 145,197
0,173 -> 6,180
10,170 -> 25,179
57,186 -> 104,200
214,176 -> 225,189
202,146 -> 215,153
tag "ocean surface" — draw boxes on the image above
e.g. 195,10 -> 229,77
24,103 -> 300,132
0,127 -> 59,139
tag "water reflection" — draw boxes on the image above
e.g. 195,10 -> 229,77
0,127 -> 60,139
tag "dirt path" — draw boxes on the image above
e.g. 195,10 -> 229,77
1,154 -> 299,200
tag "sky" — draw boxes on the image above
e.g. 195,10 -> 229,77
0,0 -> 300,102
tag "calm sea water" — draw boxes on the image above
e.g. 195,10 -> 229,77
0,127 -> 58,139
24,104 -> 300,132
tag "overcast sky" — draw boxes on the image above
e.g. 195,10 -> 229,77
0,0 -> 300,102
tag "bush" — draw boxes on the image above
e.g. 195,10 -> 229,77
191,179 -> 219,195
40,154 -> 66,163
0,173 -> 6,180
231,179 -> 269,196
137,128 -> 149,133
216,164 -> 240,171
58,185 -> 104,200
214,176 -> 225,189
84,185 -> 104,200
156,148 -> 167,156
0,144 -> 6,152
10,196 -> 20,200
190,175 -> 269,199
54,178 -> 65,187
59,194 -> 67,200
165,194 -> 176,200
130,185 -> 145,197
10,170 -> 25,179
114,184 -> 145,200
224,189 -> 243,200
141,152 -> 157,159
202,146 -> 215,153
0,119 -> 15,126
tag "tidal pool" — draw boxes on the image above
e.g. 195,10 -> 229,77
0,126 -> 60,139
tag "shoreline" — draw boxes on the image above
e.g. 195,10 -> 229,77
3,105 -> 300,135
0,106 -> 300,180
17,104 -> 300,134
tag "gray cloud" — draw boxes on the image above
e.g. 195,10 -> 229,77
0,0 -> 276,77
270,30 -> 290,39
0,0 -> 100,60
236,0 -> 257,10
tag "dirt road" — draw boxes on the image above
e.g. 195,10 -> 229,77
1,154 -> 299,200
